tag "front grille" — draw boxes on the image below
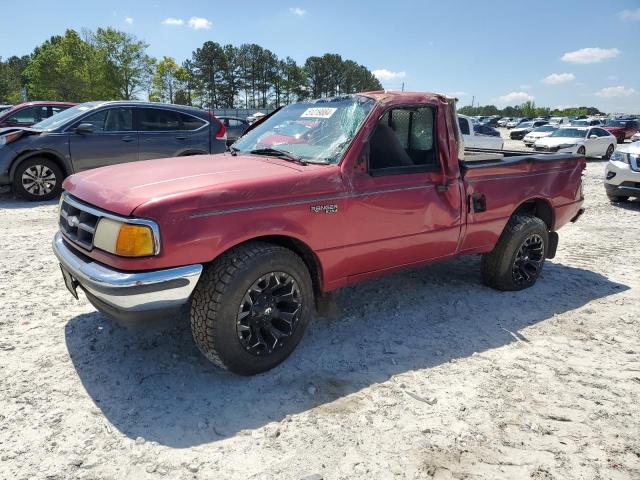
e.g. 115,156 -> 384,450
59,196 -> 100,250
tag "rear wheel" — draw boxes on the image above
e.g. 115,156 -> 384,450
481,215 -> 548,291
604,144 -> 614,160
13,157 -> 64,201
190,241 -> 313,375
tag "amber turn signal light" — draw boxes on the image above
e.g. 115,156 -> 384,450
115,224 -> 155,257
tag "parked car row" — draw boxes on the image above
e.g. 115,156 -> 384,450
0,101 -> 228,200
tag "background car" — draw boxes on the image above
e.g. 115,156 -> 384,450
506,117 -> 532,129
0,101 -> 227,200
473,123 -> 501,137
631,132 -> 640,142
497,117 -> 512,127
0,104 -> 13,114
534,126 -> 616,158
509,120 -> 548,140
217,116 -> 249,144
0,101 -> 76,128
523,124 -> 557,147
602,119 -> 640,144
570,118 -> 603,127
549,116 -> 570,127
604,142 -> 640,202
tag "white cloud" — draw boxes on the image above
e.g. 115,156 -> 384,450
124,17 -> 134,25
162,17 -> 184,26
289,7 -> 307,16
619,8 -> 640,21
188,16 -> 212,29
561,47 -> 620,64
496,91 -> 535,104
595,86 -> 636,98
542,73 -> 575,85
519,84 -> 532,90
372,69 -> 406,81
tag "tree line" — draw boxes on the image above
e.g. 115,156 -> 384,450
0,28 -> 383,108
458,101 -> 603,119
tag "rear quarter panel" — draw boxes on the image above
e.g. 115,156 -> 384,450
459,156 -> 585,253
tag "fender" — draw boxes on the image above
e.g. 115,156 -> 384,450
9,149 -> 73,182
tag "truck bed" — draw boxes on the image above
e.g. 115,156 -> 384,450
462,147 -> 580,169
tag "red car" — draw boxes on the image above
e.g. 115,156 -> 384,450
53,91 -> 585,375
603,119 -> 640,144
0,101 -> 76,129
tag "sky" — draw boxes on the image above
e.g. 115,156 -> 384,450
1,0 -> 639,113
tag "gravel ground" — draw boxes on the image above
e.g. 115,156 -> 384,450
1,145 -> 639,479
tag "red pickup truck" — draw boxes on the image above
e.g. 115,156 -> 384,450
53,92 -> 585,375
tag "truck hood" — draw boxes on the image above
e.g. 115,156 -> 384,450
63,153 -> 310,216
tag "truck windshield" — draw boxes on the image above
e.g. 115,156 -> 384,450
233,95 -> 375,164
31,103 -> 99,131
550,128 -> 587,138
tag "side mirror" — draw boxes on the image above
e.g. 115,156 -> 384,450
589,135 -> 597,139
75,123 -> 94,135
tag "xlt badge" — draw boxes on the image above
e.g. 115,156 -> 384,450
310,204 -> 338,214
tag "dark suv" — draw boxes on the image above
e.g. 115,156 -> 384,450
0,101 -> 227,200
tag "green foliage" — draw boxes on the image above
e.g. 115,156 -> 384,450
459,102 -> 603,118
1,28 -> 383,108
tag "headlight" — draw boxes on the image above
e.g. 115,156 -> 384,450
557,143 -> 577,149
611,151 -> 628,163
94,217 -> 158,257
0,131 -> 21,146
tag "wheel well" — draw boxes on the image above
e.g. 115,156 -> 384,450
10,151 -> 70,181
513,199 -> 554,230
245,235 -> 323,295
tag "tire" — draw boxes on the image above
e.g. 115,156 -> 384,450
481,215 -> 548,291
13,157 -> 64,201
607,194 -> 629,203
190,241 -> 313,375
604,144 -> 614,160
577,146 -> 586,156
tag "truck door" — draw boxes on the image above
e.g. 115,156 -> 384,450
345,105 -> 463,275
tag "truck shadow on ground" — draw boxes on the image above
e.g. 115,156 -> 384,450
65,255 -> 627,448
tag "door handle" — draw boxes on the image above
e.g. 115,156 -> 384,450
175,135 -> 187,140
121,136 -> 135,142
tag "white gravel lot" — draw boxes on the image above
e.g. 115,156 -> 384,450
1,139 -> 639,479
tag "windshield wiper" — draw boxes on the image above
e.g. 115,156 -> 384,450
249,147 -> 308,165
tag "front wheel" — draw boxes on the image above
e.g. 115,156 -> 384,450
577,146 -> 586,156
481,215 -> 548,291
13,157 -> 64,201
604,144 -> 614,160
190,241 -> 313,375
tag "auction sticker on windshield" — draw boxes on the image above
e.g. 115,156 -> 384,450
301,107 -> 337,119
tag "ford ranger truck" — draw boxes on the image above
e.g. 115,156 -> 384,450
53,92 -> 585,375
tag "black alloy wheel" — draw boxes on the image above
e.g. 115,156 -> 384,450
236,271 -> 303,356
511,234 -> 545,286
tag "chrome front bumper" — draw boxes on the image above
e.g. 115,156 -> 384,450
53,232 -> 202,317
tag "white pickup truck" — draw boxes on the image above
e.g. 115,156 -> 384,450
458,115 -> 504,150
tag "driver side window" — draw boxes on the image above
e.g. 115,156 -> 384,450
77,108 -> 133,132
369,106 -> 437,175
